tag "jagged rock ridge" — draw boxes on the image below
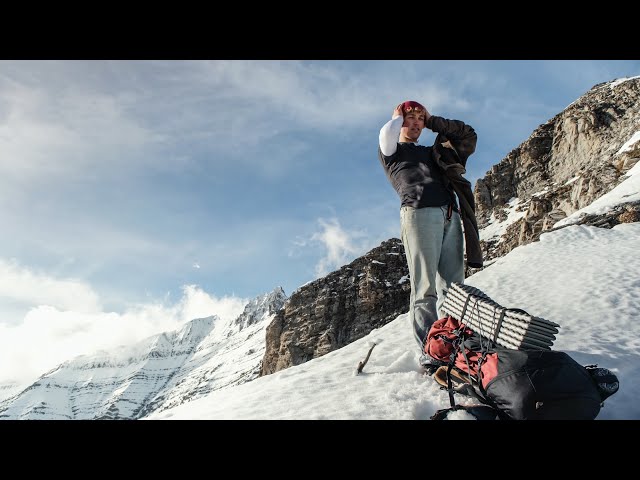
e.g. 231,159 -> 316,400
474,76 -> 640,263
261,238 -> 410,375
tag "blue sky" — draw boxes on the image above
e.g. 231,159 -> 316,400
1,60 -> 639,334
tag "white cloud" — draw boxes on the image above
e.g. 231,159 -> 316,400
0,258 -> 102,313
0,79 -> 159,192
311,218 -> 364,277
0,281 -> 247,387
172,284 -> 247,325
196,60 -> 467,132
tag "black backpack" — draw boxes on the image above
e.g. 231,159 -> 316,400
426,316 -> 620,420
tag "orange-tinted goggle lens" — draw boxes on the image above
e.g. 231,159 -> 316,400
404,105 -> 424,113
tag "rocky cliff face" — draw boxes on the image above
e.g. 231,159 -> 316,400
474,76 -> 640,263
261,238 -> 409,375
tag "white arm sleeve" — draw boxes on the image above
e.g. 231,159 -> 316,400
379,115 -> 403,156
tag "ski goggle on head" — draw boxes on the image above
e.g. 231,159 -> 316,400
402,100 -> 426,116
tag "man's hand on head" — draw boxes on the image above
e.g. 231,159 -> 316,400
393,103 -> 403,119
422,107 -> 432,128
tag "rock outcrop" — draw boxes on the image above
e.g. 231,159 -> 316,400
261,238 -> 409,375
475,76 -> 640,264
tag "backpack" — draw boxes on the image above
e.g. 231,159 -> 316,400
425,315 -> 619,420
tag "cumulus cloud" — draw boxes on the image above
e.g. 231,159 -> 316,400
0,78 -> 159,190
0,277 -> 248,387
310,217 -> 367,278
0,258 -> 102,313
196,60 -> 467,133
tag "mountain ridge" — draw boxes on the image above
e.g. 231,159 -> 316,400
0,288 -> 286,419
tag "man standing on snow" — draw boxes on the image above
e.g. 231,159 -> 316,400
378,100 -> 482,369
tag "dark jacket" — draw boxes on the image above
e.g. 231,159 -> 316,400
378,141 -> 454,209
426,116 -> 483,268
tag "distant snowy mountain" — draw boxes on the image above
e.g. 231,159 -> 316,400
0,288 -> 286,419
0,381 -> 24,404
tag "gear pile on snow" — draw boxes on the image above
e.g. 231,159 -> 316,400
426,283 -> 620,420
441,282 -> 559,350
